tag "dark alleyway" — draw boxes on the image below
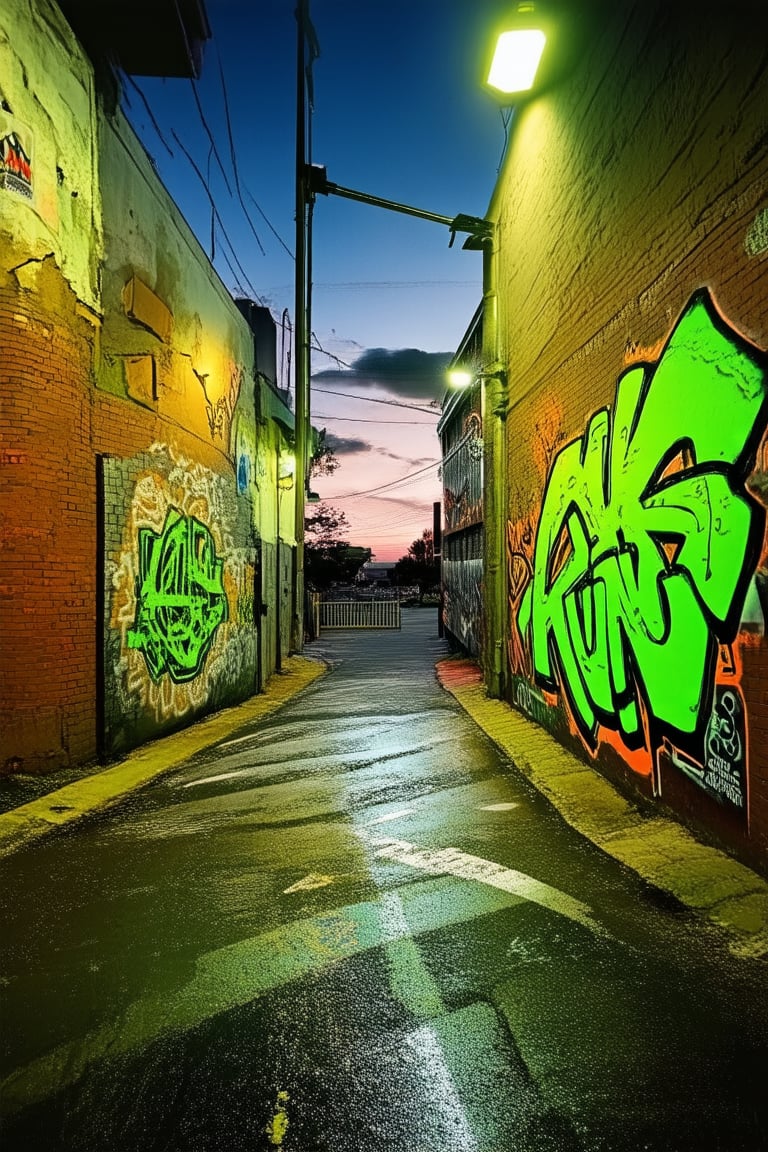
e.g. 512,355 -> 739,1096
1,611 -> 767,1151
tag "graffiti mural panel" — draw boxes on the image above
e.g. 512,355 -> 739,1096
513,290 -> 768,812
443,553 -> 483,657
443,410 -> 483,533
103,443 -> 257,755
127,509 -> 228,683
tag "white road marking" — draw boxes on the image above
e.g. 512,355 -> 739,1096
182,770 -> 248,788
403,1024 -> 479,1151
377,892 -> 477,1149
366,808 -> 417,825
219,732 -> 265,749
479,802 -> 519,811
283,873 -> 335,894
361,834 -> 605,936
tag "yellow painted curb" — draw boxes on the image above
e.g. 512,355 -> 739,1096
0,656 -> 327,858
442,677 -> 768,960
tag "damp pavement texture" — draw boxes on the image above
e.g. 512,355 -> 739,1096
0,656 -> 326,854
434,658 -> 768,962
2,610 -> 768,1151
1,625 -> 767,959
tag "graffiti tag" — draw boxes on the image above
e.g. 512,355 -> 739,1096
703,687 -> 747,808
128,508 -> 228,682
518,290 -> 767,767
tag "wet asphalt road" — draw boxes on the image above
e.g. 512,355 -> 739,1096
1,611 -> 768,1151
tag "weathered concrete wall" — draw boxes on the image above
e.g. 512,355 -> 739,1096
95,108 -> 264,753
0,0 -> 101,309
493,0 -> 768,871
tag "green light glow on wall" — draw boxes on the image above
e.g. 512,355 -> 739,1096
127,508 -> 228,683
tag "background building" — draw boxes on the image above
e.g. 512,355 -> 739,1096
1,0 -> 298,771
438,305 -> 484,657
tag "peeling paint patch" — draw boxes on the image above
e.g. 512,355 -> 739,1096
745,206 -> 768,256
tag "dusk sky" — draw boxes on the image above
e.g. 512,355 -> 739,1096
123,0 -> 513,560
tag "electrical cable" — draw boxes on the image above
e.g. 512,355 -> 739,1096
498,107 -> 515,175
211,42 -> 284,261
313,413 -> 436,424
220,250 -> 247,297
310,334 -> 352,370
328,459 -> 439,501
172,130 -> 264,302
311,385 -> 438,414
243,188 -> 295,261
188,76 -> 233,197
121,74 -> 175,157
189,70 -> 268,257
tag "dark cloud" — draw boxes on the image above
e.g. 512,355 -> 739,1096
365,494 -> 435,515
313,347 -> 453,401
378,450 -> 439,466
324,433 -> 372,456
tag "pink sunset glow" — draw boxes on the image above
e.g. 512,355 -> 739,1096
309,347 -> 449,562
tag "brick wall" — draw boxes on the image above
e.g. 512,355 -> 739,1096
1,256 -> 261,771
1,261 -> 98,771
493,1 -> 768,872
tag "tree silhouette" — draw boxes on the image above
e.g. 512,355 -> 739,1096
394,529 -> 440,602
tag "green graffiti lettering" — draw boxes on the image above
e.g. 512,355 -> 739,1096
127,509 -> 228,683
519,291 -> 767,757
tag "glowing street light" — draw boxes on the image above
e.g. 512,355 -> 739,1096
446,368 -> 474,388
487,4 -> 547,96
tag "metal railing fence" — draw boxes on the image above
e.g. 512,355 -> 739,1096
317,598 -> 402,630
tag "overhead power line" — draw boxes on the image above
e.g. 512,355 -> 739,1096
188,76 -> 233,198
122,74 -> 174,157
311,385 -> 438,414
172,130 -> 264,303
211,43 -> 294,259
328,459 -> 439,501
313,413 -> 436,424
187,73 -> 268,258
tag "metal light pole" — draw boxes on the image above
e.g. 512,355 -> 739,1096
480,244 -> 508,700
292,5 -> 501,662
293,0 -> 310,653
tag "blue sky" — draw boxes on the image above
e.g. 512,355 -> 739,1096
123,0 -> 511,558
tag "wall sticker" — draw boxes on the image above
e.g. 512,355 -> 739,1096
0,111 -> 33,200
515,290 -> 767,807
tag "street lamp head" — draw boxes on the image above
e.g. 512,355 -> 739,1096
487,3 -> 547,97
446,366 -> 507,389
279,453 -> 296,480
447,368 -> 474,388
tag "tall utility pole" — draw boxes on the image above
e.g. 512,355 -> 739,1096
293,0 -> 310,653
